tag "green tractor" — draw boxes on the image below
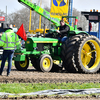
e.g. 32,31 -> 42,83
14,16 -> 100,73
14,0 -> 100,73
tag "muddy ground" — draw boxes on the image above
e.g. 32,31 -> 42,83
0,66 -> 100,99
0,66 -> 100,83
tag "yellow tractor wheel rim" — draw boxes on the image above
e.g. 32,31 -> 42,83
43,58 -> 50,69
81,40 -> 100,70
19,58 -> 27,68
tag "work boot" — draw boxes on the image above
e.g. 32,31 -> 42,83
0,71 -> 2,76
0,73 -> 2,76
7,73 -> 10,76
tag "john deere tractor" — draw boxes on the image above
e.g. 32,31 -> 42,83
14,0 -> 100,73
14,15 -> 100,73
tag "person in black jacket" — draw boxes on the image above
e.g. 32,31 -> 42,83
57,20 -> 70,43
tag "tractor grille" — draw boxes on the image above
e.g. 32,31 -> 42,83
37,43 -> 44,51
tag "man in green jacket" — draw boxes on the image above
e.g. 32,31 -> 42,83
0,23 -> 20,76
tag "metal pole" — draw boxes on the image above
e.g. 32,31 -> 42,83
68,0 -> 73,26
50,0 -> 51,29
6,6 -> 7,23
98,22 -> 100,40
43,23 -> 45,37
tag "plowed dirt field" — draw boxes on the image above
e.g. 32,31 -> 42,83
0,66 -> 100,83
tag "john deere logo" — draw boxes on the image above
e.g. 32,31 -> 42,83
53,0 -> 67,6
27,41 -> 30,44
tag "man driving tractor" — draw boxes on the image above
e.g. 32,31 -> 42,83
57,19 -> 70,43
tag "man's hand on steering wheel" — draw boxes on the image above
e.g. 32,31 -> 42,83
56,30 -> 60,33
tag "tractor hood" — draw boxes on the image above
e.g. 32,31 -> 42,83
26,37 -> 58,43
25,37 -> 58,51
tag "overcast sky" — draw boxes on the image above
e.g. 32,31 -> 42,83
0,0 -> 100,14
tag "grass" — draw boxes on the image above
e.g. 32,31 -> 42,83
0,82 -> 100,94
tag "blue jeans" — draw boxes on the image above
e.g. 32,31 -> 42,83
0,50 -> 14,74
58,36 -> 67,43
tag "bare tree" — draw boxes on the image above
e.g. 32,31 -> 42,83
0,10 -> 6,16
7,0 -> 88,32
8,7 -> 30,31
8,0 -> 51,31
8,0 -> 43,31
73,8 -> 88,31
8,7 -> 40,31
0,9 -> 6,22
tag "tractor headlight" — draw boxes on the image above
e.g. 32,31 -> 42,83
27,41 -> 30,44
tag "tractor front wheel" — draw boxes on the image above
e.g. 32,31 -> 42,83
38,54 -> 53,72
14,56 -> 29,71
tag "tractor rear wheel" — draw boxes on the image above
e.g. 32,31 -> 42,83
14,56 -> 29,71
38,54 -> 53,72
62,34 -> 100,73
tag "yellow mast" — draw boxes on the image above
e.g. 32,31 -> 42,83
28,0 -> 48,34
29,0 -> 32,33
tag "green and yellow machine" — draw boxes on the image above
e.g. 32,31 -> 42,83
14,0 -> 100,73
